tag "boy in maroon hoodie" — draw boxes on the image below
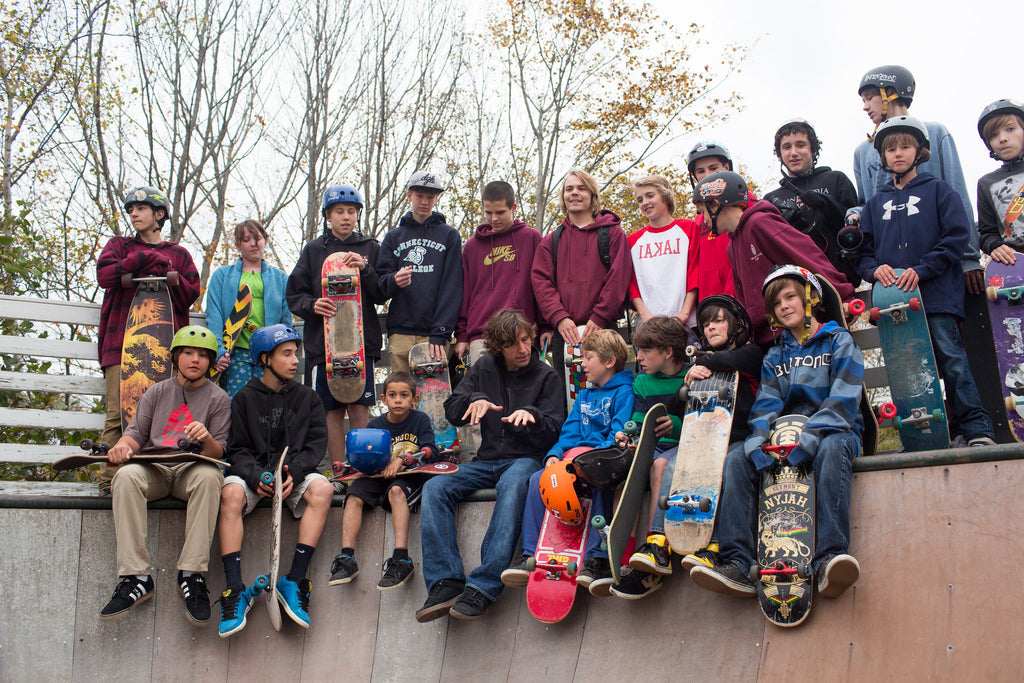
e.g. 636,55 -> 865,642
531,169 -> 633,406
694,171 -> 853,348
455,181 -> 546,366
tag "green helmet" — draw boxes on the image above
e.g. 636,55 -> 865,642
171,325 -> 218,355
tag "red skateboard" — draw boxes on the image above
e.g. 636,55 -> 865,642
525,497 -> 592,624
321,254 -> 365,403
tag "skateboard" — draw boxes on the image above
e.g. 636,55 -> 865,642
752,414 -> 814,628
563,325 -> 588,413
120,271 -> 178,431
985,255 -> 1024,441
601,403 -> 667,583
525,497 -> 592,624
868,271 -> 948,451
52,438 -> 228,470
660,370 -> 738,556
210,282 -> 253,383
330,448 -> 460,484
266,447 -> 288,631
322,254 -> 365,403
814,273 -> 878,455
409,342 -> 457,448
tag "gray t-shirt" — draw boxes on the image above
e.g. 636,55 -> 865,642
124,377 -> 231,455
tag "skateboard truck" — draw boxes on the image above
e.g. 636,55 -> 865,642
121,271 -> 180,290
750,559 -> 811,583
411,359 -> 444,377
525,556 -> 578,579
176,437 -> 204,454
987,283 -> 1024,304
322,273 -> 359,297
896,406 -> 944,431
869,297 -> 920,324
328,355 -> 363,378
657,493 -> 712,513
678,384 -> 732,409
79,439 -> 111,455
591,515 -> 609,551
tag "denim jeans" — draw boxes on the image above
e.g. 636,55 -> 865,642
420,457 -> 542,601
520,468 -> 609,559
928,313 -> 994,440
650,446 -> 678,535
718,432 -> 859,574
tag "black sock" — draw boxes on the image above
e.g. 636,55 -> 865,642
287,544 -> 316,582
342,547 -> 355,558
222,552 -> 243,590
393,547 -> 410,561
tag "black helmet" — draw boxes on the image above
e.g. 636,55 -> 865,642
978,99 -> 1024,158
872,115 -> 930,156
686,140 -> 733,177
694,171 -> 748,207
773,118 -> 821,166
858,65 -> 915,103
123,186 -> 171,228
695,294 -> 751,350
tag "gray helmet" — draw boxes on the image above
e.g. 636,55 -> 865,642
872,115 -> 930,156
407,170 -> 444,193
695,171 -> 749,207
123,186 -> 171,228
686,140 -> 733,176
978,99 -> 1024,140
858,65 -> 915,103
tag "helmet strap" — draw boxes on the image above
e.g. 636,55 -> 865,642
867,88 -> 902,142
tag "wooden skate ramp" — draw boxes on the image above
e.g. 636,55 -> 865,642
2,458 -> 1023,681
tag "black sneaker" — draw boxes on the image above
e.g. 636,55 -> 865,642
415,578 -> 465,623
100,575 -> 154,621
689,562 -> 756,597
178,572 -> 211,626
817,554 -> 860,598
377,557 -> 414,591
449,586 -> 493,621
329,553 -> 359,586
680,543 -> 720,573
579,557 -> 613,597
629,534 -> 672,576
609,567 -> 663,600
500,554 -> 532,588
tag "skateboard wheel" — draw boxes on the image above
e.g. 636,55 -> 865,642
255,574 -> 270,589
321,277 -> 329,289
165,270 -> 179,287
350,274 -> 359,287
986,286 -> 999,301
749,565 -> 760,584
357,360 -> 364,372
566,561 -> 577,576
878,402 -> 897,420
121,273 -> 134,288
591,515 -> 606,530
685,344 -> 698,358
932,409 -> 944,423
717,386 -> 729,402
79,439 -> 94,451
849,298 -> 865,315
908,297 -> 921,311
623,421 -> 639,436
699,497 -> 712,513
1007,395 -> 1022,412
261,471 -> 274,485
869,306 -> 881,322
677,386 -> 689,404
657,495 -> 669,510
525,557 -> 536,572
797,562 -> 810,580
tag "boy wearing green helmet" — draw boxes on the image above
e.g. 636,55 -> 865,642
99,325 -> 230,627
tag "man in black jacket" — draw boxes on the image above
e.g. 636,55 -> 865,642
415,309 -> 565,622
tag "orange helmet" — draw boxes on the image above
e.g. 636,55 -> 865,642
538,459 -> 585,525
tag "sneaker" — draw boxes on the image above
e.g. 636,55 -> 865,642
680,543 -> 720,572
500,554 -> 532,588
579,557 -> 614,597
817,554 -> 860,598
99,575 -> 154,621
377,557 -> 414,591
218,583 -> 259,638
329,553 -> 358,586
968,436 -> 996,447
690,563 -> 756,597
449,586 -> 493,621
178,572 -> 211,626
609,567 -> 663,600
629,534 -> 672,575
415,578 -> 465,623
276,576 -> 311,628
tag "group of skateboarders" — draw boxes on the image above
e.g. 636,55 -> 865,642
89,63 -> 1024,630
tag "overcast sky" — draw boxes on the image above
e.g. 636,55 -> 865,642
660,0 -> 1014,212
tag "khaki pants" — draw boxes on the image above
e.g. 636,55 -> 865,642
456,339 -> 489,459
387,333 -> 431,374
111,461 -> 223,575
98,366 -> 123,487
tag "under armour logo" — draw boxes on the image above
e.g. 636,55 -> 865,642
882,196 -> 921,220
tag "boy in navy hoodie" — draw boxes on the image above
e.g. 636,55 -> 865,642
857,116 -> 995,447
377,171 -> 464,374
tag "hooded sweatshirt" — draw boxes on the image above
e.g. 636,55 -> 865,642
456,219 -> 545,344
546,368 -> 634,458
977,156 -> 1024,254
531,209 -> 633,331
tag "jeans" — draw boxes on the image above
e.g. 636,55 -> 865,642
650,446 -> 678,535
717,432 -> 858,574
928,313 -> 994,440
520,469 -> 609,559
420,457 -> 542,601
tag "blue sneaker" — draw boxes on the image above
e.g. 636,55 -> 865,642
276,576 -> 311,628
218,582 -> 260,638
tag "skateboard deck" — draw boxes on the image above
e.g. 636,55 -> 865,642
210,283 -> 253,383
814,274 -> 878,455
605,403 -> 667,584
754,414 -> 814,628
53,438 -> 227,471
409,342 -> 457,448
266,447 -> 288,631
868,271 -> 948,451
563,325 -> 588,413
120,272 -> 178,431
331,460 -> 458,483
985,255 -> 1024,441
526,498 -> 592,624
661,370 -> 738,556
322,255 -> 365,403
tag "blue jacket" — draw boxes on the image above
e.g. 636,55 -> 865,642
547,369 -> 634,459
857,172 -> 969,317
745,321 -> 864,470
377,211 -> 463,345
206,259 -> 290,358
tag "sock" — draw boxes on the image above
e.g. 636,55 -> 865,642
222,551 -> 243,590
287,543 -> 316,582
341,547 -> 355,558
393,547 -> 410,562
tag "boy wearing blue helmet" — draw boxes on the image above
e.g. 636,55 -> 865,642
216,324 -> 330,636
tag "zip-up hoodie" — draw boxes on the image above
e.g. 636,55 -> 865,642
546,369 -> 634,458
286,230 -> 384,365
531,209 -> 632,330
745,321 -> 864,470
977,157 -> 1024,254
857,172 -> 969,317
456,219 -> 546,344
444,349 -> 564,461
206,258 -> 291,358
225,377 -> 328,491
377,211 -> 463,345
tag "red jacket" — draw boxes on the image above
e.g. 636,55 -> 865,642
694,213 -> 735,299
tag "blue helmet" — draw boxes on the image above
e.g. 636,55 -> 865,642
321,184 -> 363,217
249,324 -> 301,367
346,429 -> 392,474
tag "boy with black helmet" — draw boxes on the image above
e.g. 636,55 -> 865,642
686,140 -> 740,299
216,323 -> 330,635
857,116 -> 996,447
287,184 -> 385,467
976,99 -> 1024,263
95,187 -> 201,491
99,325 -> 229,627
